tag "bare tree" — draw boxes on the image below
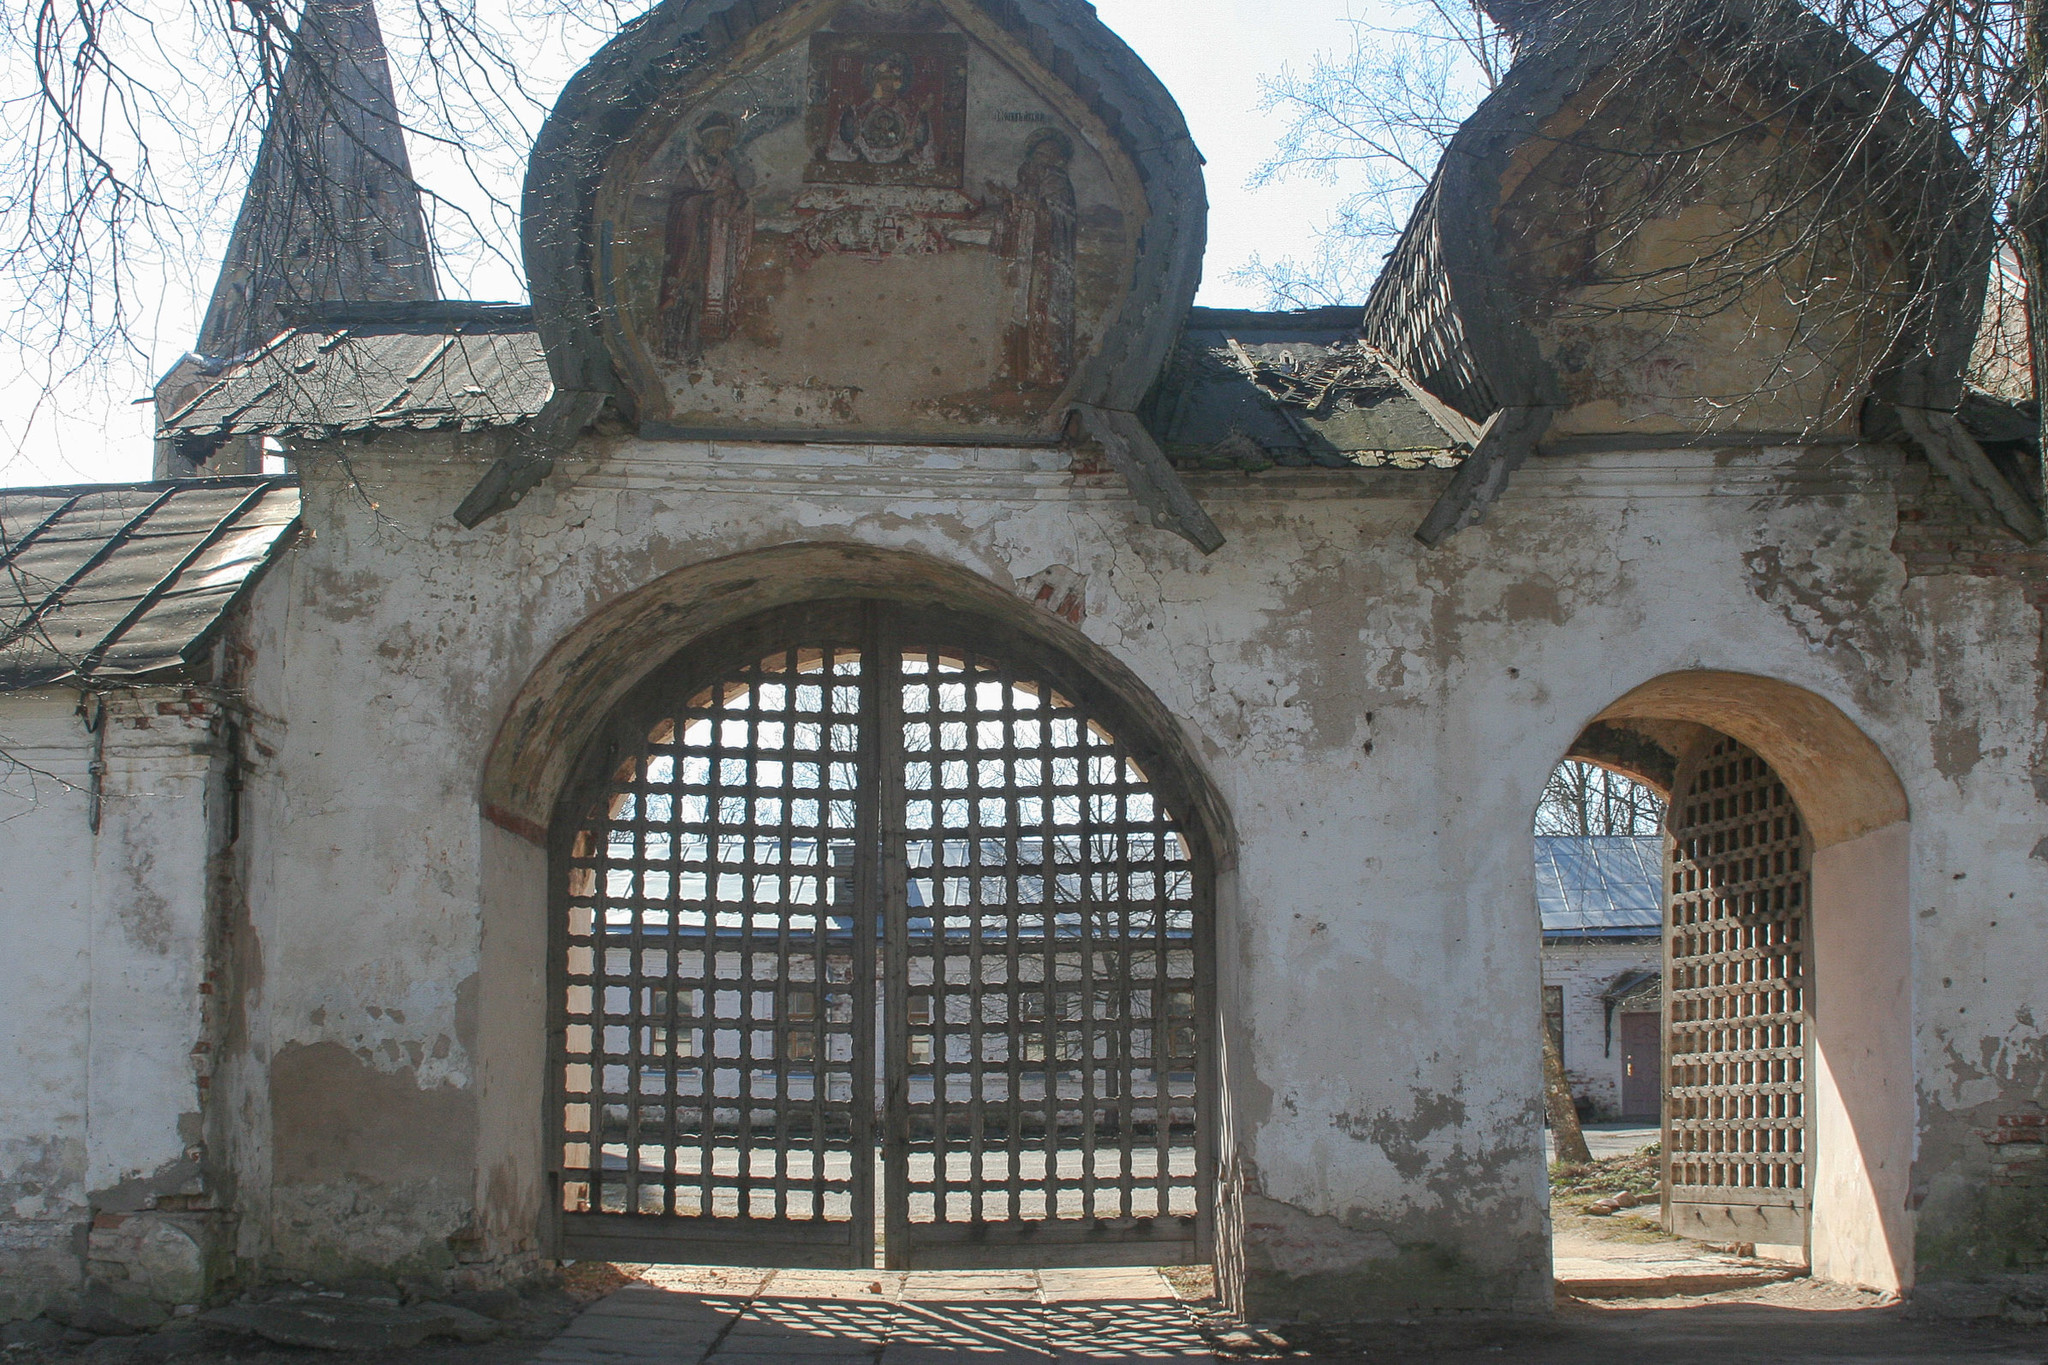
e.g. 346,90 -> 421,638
1235,0 -> 1508,306
0,0 -> 640,474
1533,760 -> 1666,836
1242,0 -> 2048,504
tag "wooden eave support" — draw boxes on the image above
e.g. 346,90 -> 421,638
454,389 -> 606,528
1072,403 -> 1226,554
1414,405 -> 1555,546
1882,403 -> 2045,545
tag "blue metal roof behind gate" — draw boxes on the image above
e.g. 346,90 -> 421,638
1535,835 -> 1664,939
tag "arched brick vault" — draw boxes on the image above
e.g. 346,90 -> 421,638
478,541 -> 1235,866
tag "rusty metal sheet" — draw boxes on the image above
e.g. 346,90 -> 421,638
1143,307 -> 1470,471
162,305 -> 551,440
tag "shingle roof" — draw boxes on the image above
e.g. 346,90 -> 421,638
162,302 -> 550,443
1142,307 -> 1474,471
1535,835 -> 1665,939
160,303 -> 1479,476
0,475 -> 300,691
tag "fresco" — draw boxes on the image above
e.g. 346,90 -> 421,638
594,0 -> 1143,438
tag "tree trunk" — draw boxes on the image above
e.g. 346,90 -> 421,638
1543,1018 -> 1593,1166
2017,0 -> 2048,502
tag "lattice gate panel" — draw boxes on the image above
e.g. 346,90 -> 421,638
1663,734 -> 1813,1248
554,635 -> 877,1267
884,640 -> 1206,1268
547,602 -> 1214,1271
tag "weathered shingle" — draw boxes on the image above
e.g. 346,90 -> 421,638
1142,307 -> 1474,470
163,302 -> 550,443
0,475 -> 300,691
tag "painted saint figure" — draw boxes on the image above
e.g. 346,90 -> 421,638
825,50 -> 934,169
989,129 -> 1077,389
658,112 -> 752,361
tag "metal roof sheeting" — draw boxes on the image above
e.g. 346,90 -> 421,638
0,475 -> 301,691
162,303 -> 550,441
1535,835 -> 1665,939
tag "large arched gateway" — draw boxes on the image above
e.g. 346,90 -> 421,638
546,600 -> 1215,1270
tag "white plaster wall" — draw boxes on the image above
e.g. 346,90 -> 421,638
229,434 -> 2046,1308
1539,939 -> 1659,1119
0,688 -> 221,1317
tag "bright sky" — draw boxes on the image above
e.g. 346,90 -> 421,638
0,0 -> 1370,489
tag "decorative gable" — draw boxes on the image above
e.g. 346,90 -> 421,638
525,0 -> 1203,443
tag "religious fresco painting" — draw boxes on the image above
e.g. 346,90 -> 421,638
596,0 -> 1140,438
657,112 -> 753,361
805,34 -> 965,187
990,128 -> 1076,389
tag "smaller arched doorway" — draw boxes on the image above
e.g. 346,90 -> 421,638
1551,672 -> 1913,1292
546,599 -> 1216,1271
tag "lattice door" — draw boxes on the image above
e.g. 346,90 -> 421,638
553,612 -> 879,1266
1662,734 -> 1813,1248
884,630 -> 1206,1268
548,602 -> 1212,1270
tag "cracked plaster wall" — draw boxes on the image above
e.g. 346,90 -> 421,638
0,690 -> 226,1319
226,431 -> 2045,1313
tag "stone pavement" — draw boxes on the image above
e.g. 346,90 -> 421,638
1552,1230 -> 1805,1299
531,1267 -> 1214,1364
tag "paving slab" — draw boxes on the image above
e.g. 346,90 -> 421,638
1553,1249 -> 1806,1299
1036,1269 -> 1174,1302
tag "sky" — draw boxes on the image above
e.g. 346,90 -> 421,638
0,0 -> 1371,489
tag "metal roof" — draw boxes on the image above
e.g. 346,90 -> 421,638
0,474 -> 301,691
1535,835 -> 1665,939
162,302 -> 550,442
1142,307 -> 1473,471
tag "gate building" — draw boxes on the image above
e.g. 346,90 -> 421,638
2,0 -> 2046,1327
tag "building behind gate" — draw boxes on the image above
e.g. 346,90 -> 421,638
3,0 -> 2046,1327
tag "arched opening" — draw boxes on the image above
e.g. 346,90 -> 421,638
472,548 -> 1235,1282
1541,672 -> 1913,1295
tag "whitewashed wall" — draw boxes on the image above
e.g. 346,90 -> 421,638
214,434 -> 2045,1314
1540,939 -> 1659,1120
0,688 -> 228,1320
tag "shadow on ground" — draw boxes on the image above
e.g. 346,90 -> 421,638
1245,1299 -> 2048,1364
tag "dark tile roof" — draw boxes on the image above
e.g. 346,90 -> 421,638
162,303 -> 550,441
1142,306 -> 1475,471
1,475 -> 300,691
1535,836 -> 1665,939
161,303 -> 1479,476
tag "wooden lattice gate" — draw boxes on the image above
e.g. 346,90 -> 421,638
1662,734 -> 1813,1250
548,601 -> 1212,1269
